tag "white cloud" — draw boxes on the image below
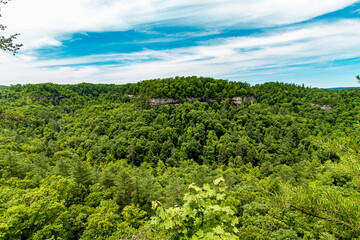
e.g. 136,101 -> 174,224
2,0 -> 359,50
99,19 -> 360,83
1,19 -> 360,87
0,56 -> 101,84
1,1 -> 360,87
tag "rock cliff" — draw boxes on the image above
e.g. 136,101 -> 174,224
312,104 -> 332,110
149,96 -> 255,107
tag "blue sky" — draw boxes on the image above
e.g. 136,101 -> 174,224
1,0 -> 360,87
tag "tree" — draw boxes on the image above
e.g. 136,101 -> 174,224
152,177 -> 239,239
81,200 -> 121,240
257,139 -> 360,239
0,0 -> 22,54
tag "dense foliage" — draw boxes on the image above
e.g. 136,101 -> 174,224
0,77 -> 359,239
127,76 -> 253,98
152,177 -> 239,239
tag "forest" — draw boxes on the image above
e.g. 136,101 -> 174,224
0,76 -> 360,239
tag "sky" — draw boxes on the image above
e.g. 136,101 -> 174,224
1,0 -> 360,88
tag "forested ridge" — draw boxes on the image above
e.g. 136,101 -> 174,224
1,76 -> 360,239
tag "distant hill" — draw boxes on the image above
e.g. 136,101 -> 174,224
1,77 -> 359,108
327,87 -> 360,90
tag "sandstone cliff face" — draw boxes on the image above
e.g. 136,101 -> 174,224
215,96 -> 255,106
312,104 -> 332,110
149,98 -> 183,106
149,96 -> 255,107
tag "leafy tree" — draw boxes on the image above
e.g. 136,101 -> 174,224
81,200 -> 121,240
152,177 -> 239,239
0,0 -> 22,54
0,183 -> 66,239
121,204 -> 148,229
258,140 -> 360,239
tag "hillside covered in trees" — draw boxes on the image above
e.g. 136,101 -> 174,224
1,77 -> 360,239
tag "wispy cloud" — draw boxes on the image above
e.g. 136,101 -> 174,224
3,0 -> 358,50
1,0 -> 360,87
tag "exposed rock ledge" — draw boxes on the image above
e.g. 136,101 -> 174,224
149,96 -> 255,107
312,104 -> 332,110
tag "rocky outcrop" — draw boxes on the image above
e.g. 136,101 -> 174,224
149,96 -> 255,107
312,104 -> 332,110
214,96 -> 255,107
149,98 -> 183,106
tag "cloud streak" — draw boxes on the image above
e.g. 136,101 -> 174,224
3,0 -> 358,50
1,0 -> 360,87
